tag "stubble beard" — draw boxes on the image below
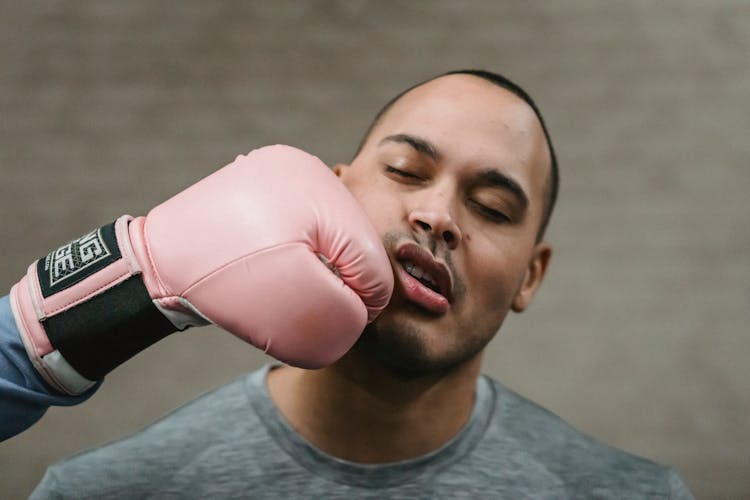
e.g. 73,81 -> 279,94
353,230 -> 494,379
351,309 -> 493,380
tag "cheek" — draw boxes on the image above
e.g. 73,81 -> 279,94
342,177 -> 400,233
356,194 -> 393,234
463,247 -> 524,311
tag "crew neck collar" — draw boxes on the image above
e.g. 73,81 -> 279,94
245,364 -> 496,488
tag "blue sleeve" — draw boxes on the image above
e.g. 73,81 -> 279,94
0,294 -> 101,441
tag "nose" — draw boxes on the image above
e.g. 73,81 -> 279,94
407,189 -> 462,251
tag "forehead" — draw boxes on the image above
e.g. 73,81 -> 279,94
366,74 -> 550,205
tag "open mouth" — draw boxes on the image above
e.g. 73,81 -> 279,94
394,242 -> 453,314
402,260 -> 440,294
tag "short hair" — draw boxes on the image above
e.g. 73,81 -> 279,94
353,69 -> 559,241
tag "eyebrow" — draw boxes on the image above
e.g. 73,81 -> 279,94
379,134 -> 440,161
379,133 -> 529,209
476,168 -> 529,210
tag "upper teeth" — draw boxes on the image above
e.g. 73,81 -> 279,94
404,261 -> 437,288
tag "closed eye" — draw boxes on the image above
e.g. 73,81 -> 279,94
385,166 -> 422,181
469,199 -> 511,223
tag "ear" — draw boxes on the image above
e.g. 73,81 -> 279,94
332,163 -> 349,178
511,243 -> 552,313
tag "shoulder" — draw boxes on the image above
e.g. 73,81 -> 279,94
32,371 -> 269,499
479,375 -> 694,498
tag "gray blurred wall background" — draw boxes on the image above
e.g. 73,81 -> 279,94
1,1 -> 748,498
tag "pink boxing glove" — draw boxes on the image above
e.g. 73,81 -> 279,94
10,145 -> 393,394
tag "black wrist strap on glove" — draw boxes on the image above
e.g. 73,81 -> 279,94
44,274 -> 178,381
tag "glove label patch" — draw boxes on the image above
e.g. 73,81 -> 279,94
37,222 -> 121,298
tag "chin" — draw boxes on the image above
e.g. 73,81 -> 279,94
352,318 -> 488,379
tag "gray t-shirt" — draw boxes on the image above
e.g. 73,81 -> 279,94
32,366 -> 694,499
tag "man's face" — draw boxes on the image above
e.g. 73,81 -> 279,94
336,74 -> 552,375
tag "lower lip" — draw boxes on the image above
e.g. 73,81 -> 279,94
395,262 -> 450,315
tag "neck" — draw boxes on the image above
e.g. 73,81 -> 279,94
267,350 -> 482,463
